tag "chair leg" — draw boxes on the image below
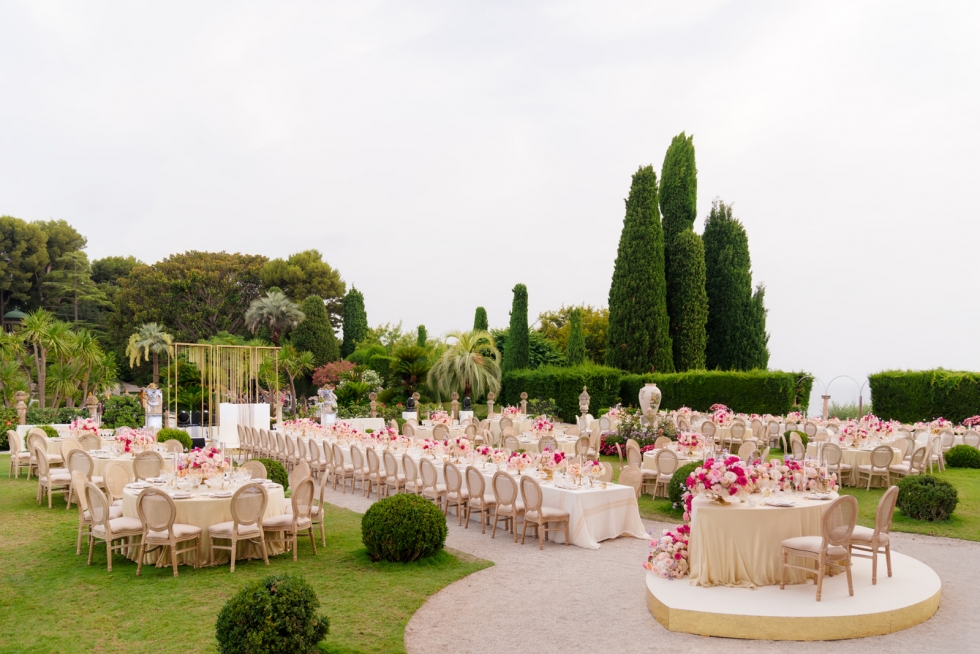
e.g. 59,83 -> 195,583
871,548 -> 878,585
137,541 -> 145,576
780,550 -> 786,590
885,544 -> 892,577
107,537 -> 113,572
87,535 -> 95,566
230,536 -> 237,573
520,517 -> 528,545
292,532 -> 298,561
815,558 -> 824,602
845,559 -> 854,596
308,527 -> 317,555
539,521 -> 544,550
171,540 -> 179,577
564,520 -> 569,546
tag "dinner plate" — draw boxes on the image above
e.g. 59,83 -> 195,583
171,493 -> 192,499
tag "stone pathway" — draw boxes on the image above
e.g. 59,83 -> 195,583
320,484 -> 978,653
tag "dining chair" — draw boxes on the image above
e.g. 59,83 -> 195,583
850,485 -> 899,585
349,446 -> 369,494
700,421 -> 716,438
135,487 -> 202,576
598,416 -> 611,431
364,448 -> 386,499
8,431 -> 32,479
737,441 -> 756,462
856,446 -> 893,490
70,470 -> 103,555
499,417 -> 513,432
443,462 -> 468,526
331,444 -> 354,493
402,422 -> 416,438
940,431 -> 955,454
750,418 -> 764,439
490,471 -> 524,542
463,466 -> 495,533
432,423 -> 450,440
654,436 -> 672,449
564,425 -> 580,437
780,495 -> 858,601
241,460 -> 267,480
35,446 -> 71,508
209,483 -> 270,572
162,439 -> 184,454
804,421 -> 819,438
575,436 -> 591,458
888,446 -> 927,481
310,469 -> 331,546
538,435 -> 558,453
60,439 -> 81,463
598,462 -> 614,482
102,461 -> 133,508
78,433 -> 101,451
401,454 -> 421,494
653,450 -> 678,498
729,422 -> 746,449
927,436 -> 944,473
503,435 -> 520,452
618,465 -> 642,499
263,477 -> 317,562
964,431 -> 980,448
66,449 -> 104,508
464,424 -> 478,440
821,443 -> 852,480
85,481 -> 143,572
519,475 -> 569,550
419,458 -> 447,508
790,438 -> 806,460
767,421 -> 782,449
289,460 -> 311,492
383,450 -> 406,497
133,451 -> 164,481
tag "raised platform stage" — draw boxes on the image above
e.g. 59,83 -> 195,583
646,551 -> 940,640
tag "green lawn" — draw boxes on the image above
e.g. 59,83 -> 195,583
602,452 -> 980,542
0,454 -> 490,654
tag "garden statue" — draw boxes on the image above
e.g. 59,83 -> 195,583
486,391 -> 495,417
318,386 -> 338,425
369,392 -> 378,418
451,392 -> 459,420
144,383 -> 163,430
14,390 -> 28,425
520,392 -> 528,415
579,386 -> 590,417
84,393 -> 100,423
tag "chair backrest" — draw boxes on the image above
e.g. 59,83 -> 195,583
822,442 -> 843,466
28,432 -> 47,457
789,431 -> 803,445
331,444 -> 345,471
869,445 -> 893,470
68,449 -> 96,480
502,426 -> 517,438
464,424 -> 477,439
909,446 -> 928,473
575,436 -> 590,457
34,445 -> 52,478
136,487 -> 177,534
804,421 -> 818,437
366,447 -> 382,476
503,435 -> 520,452
822,495 -> 858,548
383,450 -> 399,479
162,439 -> 184,453
730,422 -> 745,439
654,436 -> 672,449
72,470 -> 89,514
565,425 -> 580,437
589,427 -> 601,452
465,466 -> 485,498
737,441 -> 756,461
768,420 -> 781,435
538,435 -> 557,452
750,418 -> 763,437
931,436 -> 943,456
290,460 -> 311,489
700,421 -> 716,437
133,451 -> 164,480
873,485 -> 900,537
618,465 -> 642,497
599,416 -> 611,431
519,475 -> 543,513
893,438 -> 911,459
790,439 -> 806,460
902,436 -> 917,459
318,441 -> 332,467
444,462 -> 462,494
349,446 -> 365,473
491,470 -> 518,506
241,460 -> 267,480
230,483 -> 268,528
9,430 -> 25,454
291,477 -> 315,519
61,438 -> 81,459
388,419 -> 399,431
419,458 -> 439,490
84,481 -> 111,528
677,418 -> 690,431
599,461 -> 614,482
655,449 -> 678,476
625,443 -> 642,467
964,431 -> 980,448
432,423 -> 449,440
402,422 -> 415,438
402,454 -> 419,485
785,421 -> 798,433
307,439 -> 320,466
940,431 -> 955,449
626,437 -> 639,451
296,436 -> 309,462
499,417 -> 513,430
79,433 -> 101,450
275,431 -> 286,456
286,434 -> 298,460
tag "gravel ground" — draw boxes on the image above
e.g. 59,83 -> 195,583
320,484 -> 977,653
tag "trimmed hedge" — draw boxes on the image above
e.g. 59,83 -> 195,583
868,370 -> 980,424
361,493 -> 447,562
255,458 -> 289,490
501,364 -> 622,423
157,428 -> 192,452
102,394 -> 145,429
620,370 -> 813,415
897,475 -> 958,521
945,444 -> 980,469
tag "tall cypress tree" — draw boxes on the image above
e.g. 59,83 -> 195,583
501,284 -> 529,372
606,166 -> 674,373
703,200 -> 767,370
291,295 -> 340,366
660,133 -> 707,371
340,286 -> 367,358
473,306 -> 488,332
416,324 -> 427,347
566,308 -> 586,366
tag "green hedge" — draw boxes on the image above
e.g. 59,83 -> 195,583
620,370 -> 813,415
500,364 -> 622,422
102,395 -> 145,429
26,407 -> 89,424
945,444 -> 980,469
868,370 -> 980,423
157,428 -> 192,452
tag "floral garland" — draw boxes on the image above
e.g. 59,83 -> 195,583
643,524 -> 690,580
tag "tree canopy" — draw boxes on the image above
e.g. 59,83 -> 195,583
291,295 -> 340,367
261,250 -> 346,330
340,287 -> 368,358
501,284 -> 529,373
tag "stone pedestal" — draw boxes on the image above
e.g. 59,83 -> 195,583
579,386 -> 590,417
451,392 -> 459,421
369,392 -> 378,419
520,392 -> 528,415
486,392 -> 495,418
14,391 -> 28,425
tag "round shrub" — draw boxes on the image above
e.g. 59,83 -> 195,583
897,475 -> 959,521
944,444 -> 980,469
668,460 -> 702,508
157,428 -> 192,452
101,394 -> 144,429
255,458 -> 288,490
361,493 -> 447,562
215,573 -> 328,654
40,425 -> 59,439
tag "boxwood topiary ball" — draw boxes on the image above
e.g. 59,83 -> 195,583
40,425 -> 59,439
361,493 -> 447,562
944,444 -> 980,469
157,428 -> 192,452
668,460 -> 702,508
255,458 -> 289,490
896,475 -> 959,521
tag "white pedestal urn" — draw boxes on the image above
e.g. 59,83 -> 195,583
638,383 -> 662,422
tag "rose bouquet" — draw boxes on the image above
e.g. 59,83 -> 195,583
643,524 -> 691,580
685,456 -> 751,500
178,447 -> 229,477
114,428 -> 153,453
786,411 -> 805,424
711,407 -> 733,427
447,437 -> 471,459
492,449 -> 509,467
429,410 -> 451,425
530,415 -> 554,434
606,407 -> 622,419
838,421 -> 869,446
508,451 -> 533,473
584,459 -> 604,480
71,417 -> 100,435
963,415 -> 980,429
537,449 -> 566,471
502,406 -> 521,419
419,439 -> 444,457
676,431 -> 702,450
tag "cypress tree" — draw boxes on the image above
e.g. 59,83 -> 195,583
416,324 -> 427,347
660,133 -> 707,371
473,306 -> 488,332
566,308 -> 586,366
703,200 -> 767,370
501,284 -> 529,372
291,295 -> 340,367
340,287 -> 367,358
606,165 -> 674,373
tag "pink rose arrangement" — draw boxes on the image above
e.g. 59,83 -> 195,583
530,415 -> 554,434
676,431 -> 702,449
643,524 -> 691,580
429,410 -> 451,425
447,437 -> 471,458
114,428 -> 153,453
502,406 -> 521,419
711,407 -> 733,427
419,439 -> 444,456
786,411 -> 805,424
178,447 -> 229,477
538,449 -> 566,471
606,407 -> 622,419
71,418 -> 99,434
963,415 -> 980,428
584,459 -> 604,479
508,451 -> 533,472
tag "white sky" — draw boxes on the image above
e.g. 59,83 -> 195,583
2,1 -> 978,409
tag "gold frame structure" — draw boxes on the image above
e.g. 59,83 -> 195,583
169,343 -> 280,436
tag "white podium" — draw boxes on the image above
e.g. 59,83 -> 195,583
459,411 -> 474,423
402,411 -> 418,421
219,403 -> 270,448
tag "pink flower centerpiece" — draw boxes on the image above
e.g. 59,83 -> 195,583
963,415 -> 980,429
429,410 -> 451,426
71,417 -> 100,436
643,524 -> 691,580
114,427 -> 153,453
502,406 -> 521,419
178,447 -> 229,478
530,415 -> 554,435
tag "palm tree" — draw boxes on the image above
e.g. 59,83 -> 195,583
20,309 -> 62,407
245,290 -> 304,346
69,328 -> 102,401
279,344 -> 315,413
126,323 -> 174,384
390,345 -> 431,399
428,330 -> 502,401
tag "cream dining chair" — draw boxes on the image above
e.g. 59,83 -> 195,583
263,476 -> 317,562
35,446 -> 71,508
133,451 -> 164,481
209,483 -> 269,572
780,495 -> 858,602
383,450 -> 406,497
850,485 -> 899,585
419,458 -> 447,508
519,475 -> 569,550
85,481 -> 143,572
241,460 -> 267,480
8,431 -> 32,479
490,471 -> 524,541
856,446 -> 893,490
135,487 -> 202,577
463,465 -> 496,533
443,462 -> 468,526
618,465 -> 643,499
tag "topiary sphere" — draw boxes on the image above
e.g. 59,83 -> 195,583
255,458 -> 289,490
215,573 -> 328,654
40,425 -> 59,439
896,475 -> 959,521
668,460 -> 702,508
944,444 -> 980,469
157,428 -> 192,452
361,493 -> 447,562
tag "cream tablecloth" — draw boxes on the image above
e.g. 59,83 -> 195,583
121,483 -> 286,567
805,443 -> 902,487
413,426 -> 465,441
688,492 -> 837,588
642,450 -> 694,474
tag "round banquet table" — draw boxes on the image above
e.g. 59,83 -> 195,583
512,434 -> 578,454
44,437 -> 114,456
688,492 -> 839,589
413,426 -> 465,441
641,449 -> 695,474
805,443 -> 902,487
121,482 -> 286,567
89,453 -> 136,477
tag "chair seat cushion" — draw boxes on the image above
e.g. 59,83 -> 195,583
526,506 -> 570,521
147,523 -> 202,540
84,505 -> 124,521
496,501 -> 525,516
640,470 -> 658,479
387,474 -> 406,484
41,473 -> 71,484
423,484 -> 447,496
209,521 -> 261,537
857,464 -> 886,472
468,495 -> 497,509
93,516 -> 143,537
850,525 -> 889,545
447,490 -> 469,501
263,513 -> 312,529
781,536 -> 848,558
48,454 -> 64,464
889,464 -> 911,473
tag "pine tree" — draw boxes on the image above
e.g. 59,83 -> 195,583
291,295 -> 340,367
703,200 -> 768,370
416,324 -> 427,347
473,307 -> 488,332
566,308 -> 586,366
340,287 -> 367,358
660,133 -> 707,371
606,166 -> 674,373
501,284 -> 529,372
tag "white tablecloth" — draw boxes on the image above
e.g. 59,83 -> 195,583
339,418 -> 387,433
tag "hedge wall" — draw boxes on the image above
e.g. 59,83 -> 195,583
620,370 -> 812,415
868,370 -> 980,424
500,364 -> 622,423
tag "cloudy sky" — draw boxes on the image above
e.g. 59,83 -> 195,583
2,1 -> 978,409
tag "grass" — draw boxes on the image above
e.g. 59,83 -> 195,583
0,454 -> 491,654
601,451 -> 980,542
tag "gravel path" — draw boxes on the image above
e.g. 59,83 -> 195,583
320,485 -> 977,653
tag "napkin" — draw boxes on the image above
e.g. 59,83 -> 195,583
171,493 -> 192,499
763,499 -> 796,507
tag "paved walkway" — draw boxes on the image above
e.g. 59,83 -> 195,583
320,484 -> 977,653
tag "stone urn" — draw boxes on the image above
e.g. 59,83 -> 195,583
638,383 -> 662,420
